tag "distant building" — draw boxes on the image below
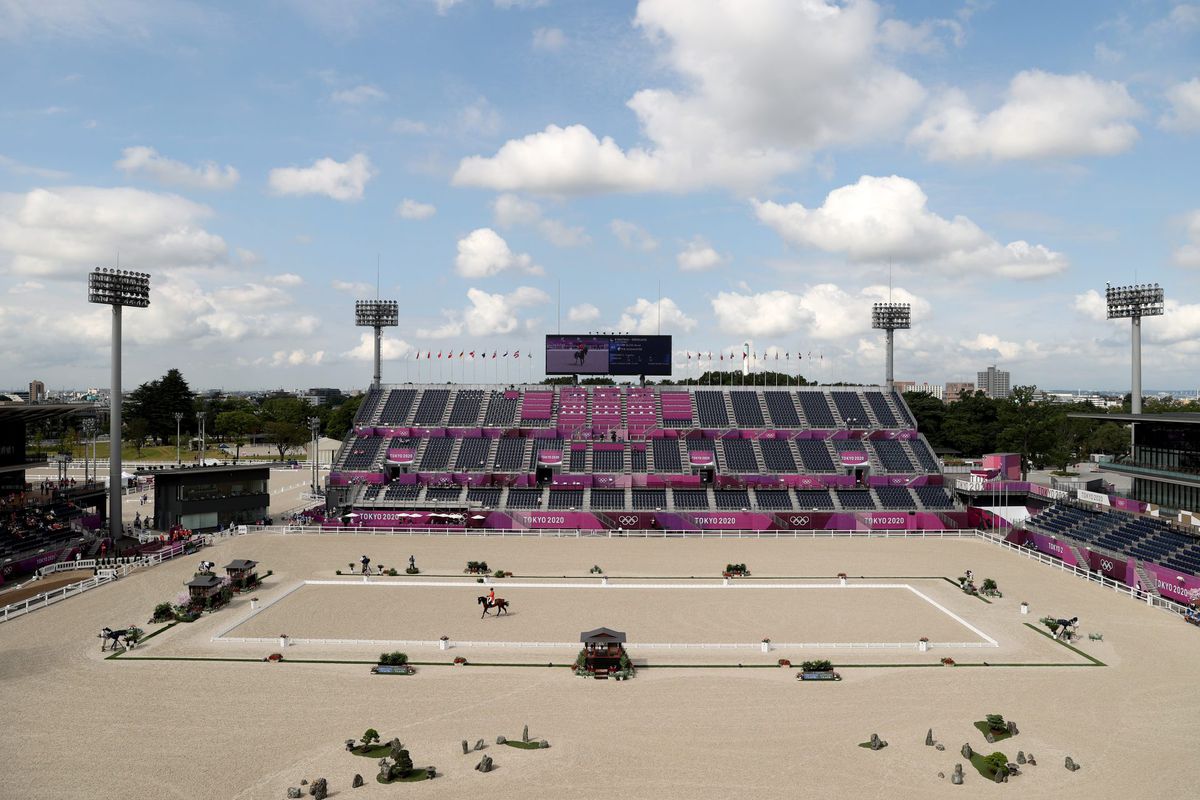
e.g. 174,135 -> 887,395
28,380 -> 45,403
944,382 -> 976,402
977,365 -> 1011,399
916,382 -> 944,400
301,387 -> 344,406
893,380 -> 916,393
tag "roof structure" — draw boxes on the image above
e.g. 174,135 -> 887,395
1069,412 -> 1200,425
0,404 -> 92,424
224,559 -> 257,571
580,627 -> 626,644
186,574 -> 223,589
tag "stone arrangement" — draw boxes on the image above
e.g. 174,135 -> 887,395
1007,721 -> 1019,735
352,774 -> 363,788
961,743 -> 973,760
287,789 -> 301,799
496,735 -> 507,744
869,733 -> 887,750
925,728 -> 934,746
475,755 -> 493,773
308,778 -> 327,800
951,763 -> 963,785
474,738 -> 485,751
1017,751 -> 1026,765
523,724 -> 529,742
462,740 -> 469,755
1065,756 -> 1080,772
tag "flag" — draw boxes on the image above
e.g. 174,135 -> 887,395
502,351 -> 509,357
438,351 -> 442,358
426,351 -> 431,359
687,352 -> 691,360
775,352 -> 779,360
742,350 -> 748,359
527,352 -> 532,358
447,351 -> 453,359
416,351 -> 421,360
492,351 -> 497,359
513,350 -> 520,358
469,351 -> 475,358
719,353 -> 724,361
459,351 -> 464,358
786,352 -> 790,360
707,352 -> 712,359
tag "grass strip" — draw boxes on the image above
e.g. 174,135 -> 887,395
1022,622 -> 1106,666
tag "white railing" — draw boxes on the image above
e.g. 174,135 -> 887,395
215,636 -> 992,650
0,538 -> 206,624
258,525 -> 982,539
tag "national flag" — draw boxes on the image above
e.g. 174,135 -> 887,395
527,352 -> 532,358
438,351 -> 442,358
686,352 -> 691,360
502,351 -> 509,357
775,352 -> 779,360
426,351 -> 431,359
492,351 -> 497,359
742,350 -> 748,359
719,353 -> 724,361
447,351 -> 453,359
459,351 -> 464,358
513,350 -> 520,358
786,352 -> 790,360
416,351 -> 421,360
469,351 -> 475,358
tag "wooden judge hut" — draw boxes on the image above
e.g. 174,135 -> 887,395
224,559 -> 259,591
580,627 -> 627,672
185,573 -> 224,608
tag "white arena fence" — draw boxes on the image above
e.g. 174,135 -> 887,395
260,525 -> 982,539
0,538 -> 208,624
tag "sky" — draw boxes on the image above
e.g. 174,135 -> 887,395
1,0 -> 1199,393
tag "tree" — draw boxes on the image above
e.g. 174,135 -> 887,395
127,418 -> 150,455
326,394 -> 363,439
390,742 -> 413,777
1089,422 -> 1130,458
125,369 -> 195,444
985,714 -> 1006,731
215,410 -> 259,461
983,751 -> 1010,774
941,391 -> 1000,457
902,392 -> 946,447
265,421 -> 307,461
361,728 -> 380,749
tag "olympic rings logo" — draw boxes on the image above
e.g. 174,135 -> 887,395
1100,559 -> 1115,572
789,516 -> 811,526
618,516 -> 639,526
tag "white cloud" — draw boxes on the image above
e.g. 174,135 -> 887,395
1075,287 -> 1200,345
265,272 -> 303,286
267,153 -> 375,201
878,18 -> 961,55
1160,78 -> 1200,133
1073,289 -> 1108,322
711,284 -> 929,339
343,331 -> 413,361
910,70 -> 1141,161
0,154 -> 69,180
963,333 -> 1022,361
331,84 -> 387,104
753,175 -> 1067,279
271,348 -> 325,366
1172,210 -> 1200,267
617,297 -> 696,334
396,199 -> 436,220
116,146 -> 239,190
0,185 -> 227,277
532,27 -> 566,52
9,280 -> 44,294
567,303 -> 601,323
235,247 -> 261,265
391,118 -> 429,135
433,0 -> 464,15
331,279 -> 373,294
418,286 -> 551,338
610,219 -> 658,252
491,194 -> 590,247
459,97 -> 501,137
455,0 -> 925,194
495,0 -> 549,8
676,236 -> 725,271
0,0 -> 214,42
454,228 -> 542,277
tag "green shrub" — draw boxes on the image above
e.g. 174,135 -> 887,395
1039,616 -> 1060,634
386,568 -> 398,576
378,651 -> 408,666
983,751 -> 1009,774
151,602 -> 174,622
405,566 -> 419,574
361,728 -> 380,748
494,569 -> 506,578
981,578 -> 998,593
801,659 -> 833,672
985,714 -> 1006,731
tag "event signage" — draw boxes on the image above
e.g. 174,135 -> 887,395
838,451 -> 869,466
545,334 -> 672,376
1076,489 -> 1110,506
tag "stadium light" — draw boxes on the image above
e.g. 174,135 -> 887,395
1105,283 -> 1164,415
87,267 -> 151,545
871,303 -> 911,393
354,299 -> 400,386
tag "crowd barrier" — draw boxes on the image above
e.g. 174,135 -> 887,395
256,525 -> 982,539
0,538 -> 207,624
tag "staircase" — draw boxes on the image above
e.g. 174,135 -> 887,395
645,441 -> 656,472
1135,562 -> 1161,596
757,392 -> 772,426
1069,545 -> 1090,570
411,438 -> 431,469
584,444 -> 594,473
445,438 -> 464,470
441,388 -> 457,426
476,392 -> 494,427
722,393 -> 736,425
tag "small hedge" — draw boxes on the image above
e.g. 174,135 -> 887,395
801,660 -> 833,672
378,651 -> 408,666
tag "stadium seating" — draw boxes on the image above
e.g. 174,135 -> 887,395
425,486 -> 463,503
334,383 -> 947,518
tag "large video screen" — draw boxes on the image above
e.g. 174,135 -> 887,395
545,334 -> 672,376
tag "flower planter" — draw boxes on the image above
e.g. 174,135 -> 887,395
1020,602 -> 1029,615
250,599 -> 259,612
761,640 -> 771,653
439,636 -> 450,651
279,635 -> 289,648
918,638 -> 929,652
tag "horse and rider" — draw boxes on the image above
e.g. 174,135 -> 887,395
98,626 -> 138,651
477,586 -> 510,618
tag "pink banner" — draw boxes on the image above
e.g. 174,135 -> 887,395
838,451 -> 868,466
1140,561 -> 1200,604
688,451 -> 714,465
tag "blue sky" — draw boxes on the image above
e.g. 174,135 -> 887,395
1,0 -> 1199,392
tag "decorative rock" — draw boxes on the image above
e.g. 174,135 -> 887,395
869,733 -> 887,750
993,765 -> 1008,783
1017,751 -> 1026,765
352,774 -> 363,788
961,743 -> 973,760
310,778 -> 327,800
287,789 -> 302,799
426,767 -> 436,779
345,739 -> 357,752
935,744 -> 945,751
300,780 -> 307,786
1065,756 -> 1080,772
522,724 -> 529,742
1007,721 -> 1019,736
938,772 -> 945,780
475,755 -> 493,773
984,730 -> 996,744
496,735 -> 507,744
951,764 -> 964,785
925,728 -> 934,746
539,739 -> 550,749
1027,753 -> 1037,766
475,738 -> 485,751
462,740 -> 469,755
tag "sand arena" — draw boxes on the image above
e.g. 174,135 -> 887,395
1,531 -> 1197,799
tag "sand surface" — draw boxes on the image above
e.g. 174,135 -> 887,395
1,532 -> 1198,800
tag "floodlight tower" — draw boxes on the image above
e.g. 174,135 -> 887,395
354,300 -> 399,386
871,303 -> 911,392
1105,282 -> 1164,415
88,267 -> 150,545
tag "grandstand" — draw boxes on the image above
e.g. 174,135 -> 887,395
325,385 -> 964,531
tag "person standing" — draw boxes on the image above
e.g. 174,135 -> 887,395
360,554 -> 371,575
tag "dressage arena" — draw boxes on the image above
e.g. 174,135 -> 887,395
2,532 -> 1199,799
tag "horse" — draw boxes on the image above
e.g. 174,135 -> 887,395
477,596 -> 509,618
99,626 -> 134,651
1054,616 -> 1079,640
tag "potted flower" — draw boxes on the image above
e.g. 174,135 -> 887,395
250,596 -> 259,611
761,637 -> 771,653
453,656 -> 467,666
940,657 -> 955,666
837,572 -> 848,586
439,635 -> 450,651
778,658 -> 791,668
918,636 -> 930,652
1020,601 -> 1029,615
266,652 -> 283,662
279,633 -> 289,648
